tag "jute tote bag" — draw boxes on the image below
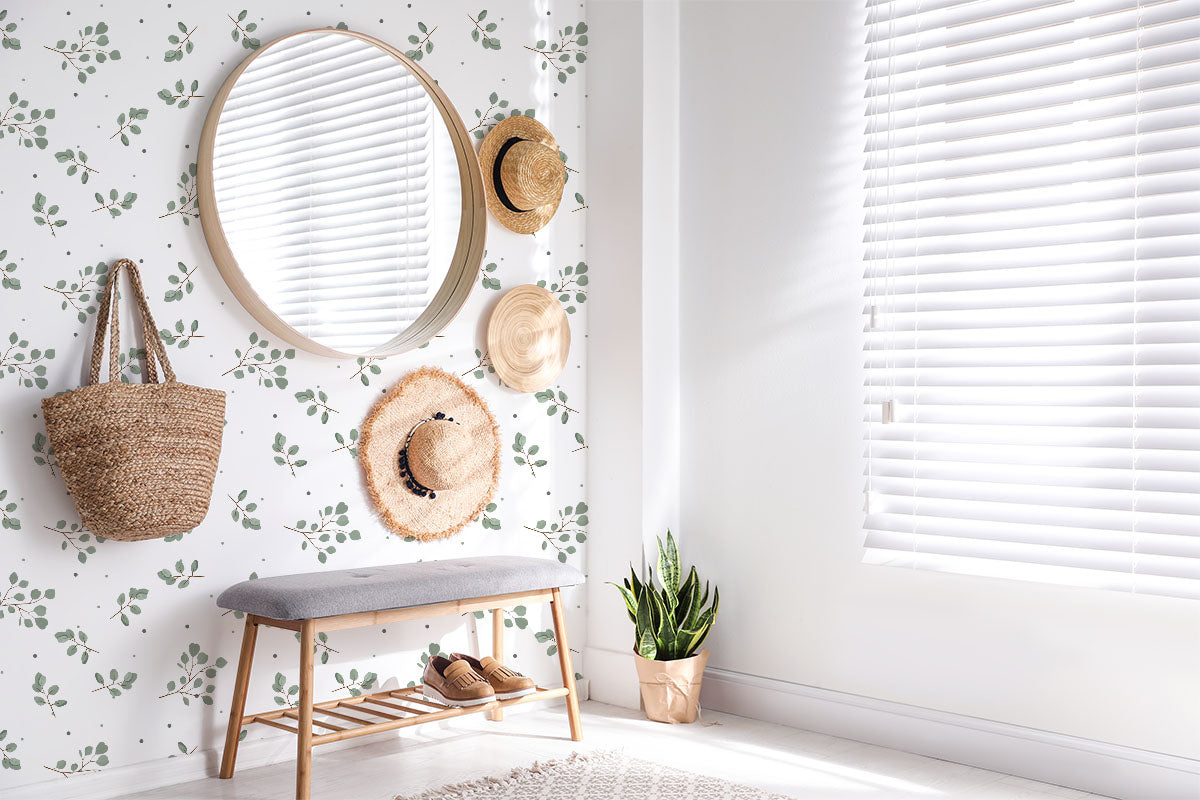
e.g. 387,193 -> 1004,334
41,259 -> 226,541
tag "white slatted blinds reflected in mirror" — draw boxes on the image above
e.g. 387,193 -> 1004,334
212,31 -> 462,354
862,0 -> 1200,599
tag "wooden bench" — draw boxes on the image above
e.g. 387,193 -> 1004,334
215,556 -> 585,800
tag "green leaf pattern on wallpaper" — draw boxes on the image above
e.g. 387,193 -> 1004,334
229,489 -> 262,530
0,1 -> 586,790
0,489 -> 20,530
478,501 -> 500,531
110,106 -> 147,146
54,627 -> 96,664
469,91 -> 534,140
93,668 -> 137,698
45,260 -> 108,322
55,148 -> 97,183
31,193 -> 66,237
286,502 -> 361,563
91,187 -> 137,217
47,519 -> 102,563
404,20 -> 435,61
1,9 -> 21,51
228,10 -> 261,50
163,22 -> 197,62
159,318 -> 203,348
331,427 -> 359,458
352,355 -> 384,386
464,348 -> 493,380
111,587 -> 149,626
526,502 -> 587,565
294,387 -> 337,424
537,262 -> 589,314
156,79 -> 203,109
1,333 -> 54,390
0,729 -> 21,771
160,162 -> 199,223
225,331 -> 294,388
157,559 -> 203,589
43,21 -> 120,83
525,21 -> 587,85
160,643 -> 227,706
467,10 -> 499,51
1,251 -> 20,291
535,386 -> 579,424
31,672 -> 66,717
2,93 -> 54,150
333,668 -> 377,697
480,260 -> 501,289
44,740 -> 108,776
163,261 -> 198,302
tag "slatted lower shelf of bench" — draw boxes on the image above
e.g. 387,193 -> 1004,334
244,685 -> 571,745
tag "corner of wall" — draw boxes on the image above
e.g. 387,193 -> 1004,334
583,0 -> 682,708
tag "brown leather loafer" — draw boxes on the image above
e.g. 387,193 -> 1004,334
422,656 -> 495,707
450,653 -> 536,699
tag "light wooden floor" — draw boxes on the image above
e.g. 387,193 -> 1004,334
123,700 -> 1112,800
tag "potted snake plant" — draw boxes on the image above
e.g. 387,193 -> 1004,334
610,531 -> 720,723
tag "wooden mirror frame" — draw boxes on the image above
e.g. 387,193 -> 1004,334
197,28 -> 487,359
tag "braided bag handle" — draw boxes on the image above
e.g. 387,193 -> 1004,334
89,258 -> 177,386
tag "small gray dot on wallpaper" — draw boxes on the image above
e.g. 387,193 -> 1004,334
0,0 -> 588,790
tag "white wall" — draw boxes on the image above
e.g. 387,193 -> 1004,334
584,0 -> 683,710
678,0 -> 1200,762
583,0 -> 646,709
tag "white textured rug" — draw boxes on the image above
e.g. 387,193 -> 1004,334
395,750 -> 792,799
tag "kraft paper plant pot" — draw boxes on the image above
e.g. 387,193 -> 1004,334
633,648 -> 710,724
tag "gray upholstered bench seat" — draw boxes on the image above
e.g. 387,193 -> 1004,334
216,555 -> 585,621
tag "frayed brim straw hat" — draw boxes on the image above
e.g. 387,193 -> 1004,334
360,367 -> 501,542
479,115 -> 566,235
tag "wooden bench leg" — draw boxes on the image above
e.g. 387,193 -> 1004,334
219,617 -> 259,779
550,588 -> 583,741
297,619 -> 315,800
490,607 -> 504,722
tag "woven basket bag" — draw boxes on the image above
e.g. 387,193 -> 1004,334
41,259 -> 226,541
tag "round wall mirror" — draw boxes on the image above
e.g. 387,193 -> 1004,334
198,29 -> 486,357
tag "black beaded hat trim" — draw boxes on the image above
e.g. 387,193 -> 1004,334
397,412 -> 456,500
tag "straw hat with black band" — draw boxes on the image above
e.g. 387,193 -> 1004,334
479,116 -> 566,235
360,367 -> 502,542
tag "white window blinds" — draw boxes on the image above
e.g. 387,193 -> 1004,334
862,0 -> 1200,599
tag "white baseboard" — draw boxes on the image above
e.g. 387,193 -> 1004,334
701,667 -> 1200,800
583,645 -> 640,710
0,682 -> 589,800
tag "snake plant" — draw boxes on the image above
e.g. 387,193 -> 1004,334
610,531 -> 719,661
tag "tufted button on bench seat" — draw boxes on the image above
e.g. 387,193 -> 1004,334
215,556 -> 585,800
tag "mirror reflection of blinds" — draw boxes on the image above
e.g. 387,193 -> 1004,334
213,33 -> 438,352
862,0 -> 1200,599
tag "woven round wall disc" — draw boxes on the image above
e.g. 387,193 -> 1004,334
487,285 -> 571,393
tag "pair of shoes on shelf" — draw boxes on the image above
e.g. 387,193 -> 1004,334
422,653 -> 536,708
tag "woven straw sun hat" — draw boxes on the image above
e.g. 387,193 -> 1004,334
479,115 -> 566,234
360,367 -> 501,541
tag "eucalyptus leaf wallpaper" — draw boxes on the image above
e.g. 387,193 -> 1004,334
0,1 -> 587,791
